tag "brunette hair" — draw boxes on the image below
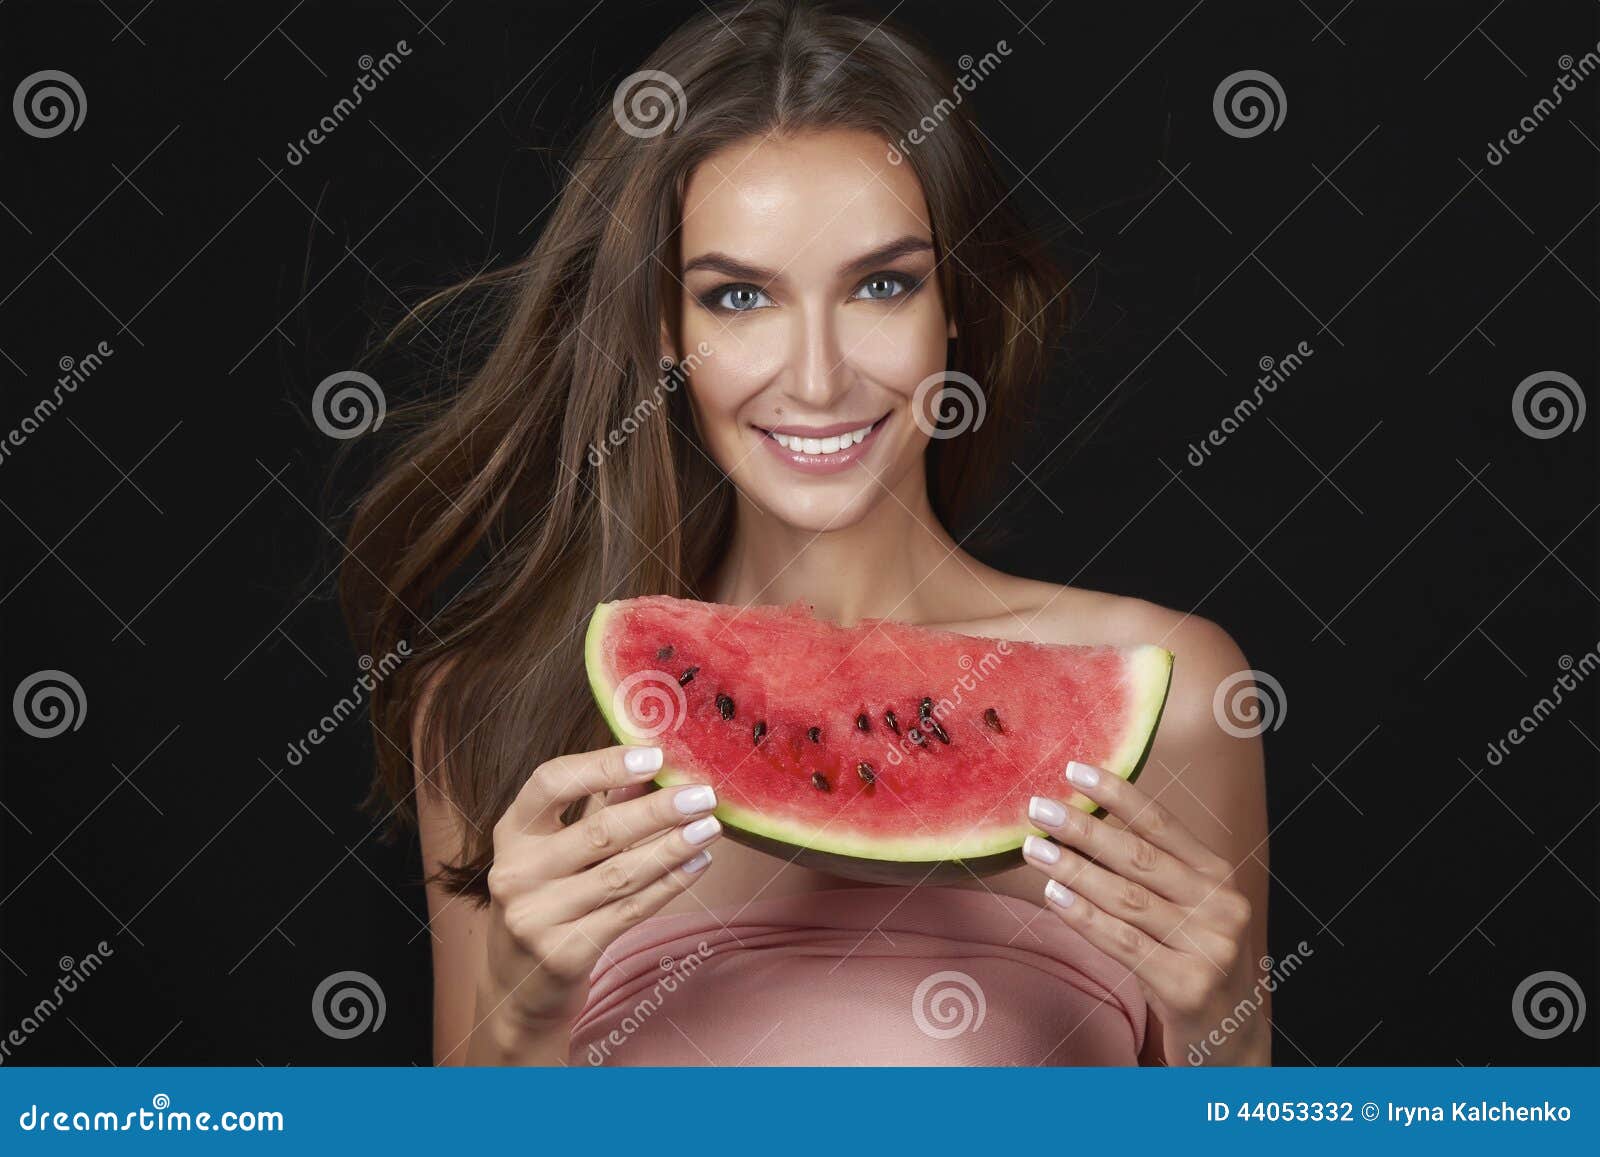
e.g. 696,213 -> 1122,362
339,0 -> 1070,902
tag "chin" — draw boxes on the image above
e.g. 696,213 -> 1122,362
753,487 -> 882,534
712,416 -> 922,533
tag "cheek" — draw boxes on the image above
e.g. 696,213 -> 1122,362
681,336 -> 774,438
838,297 -> 948,395
680,315 -> 785,420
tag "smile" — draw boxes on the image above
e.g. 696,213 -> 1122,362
753,413 -> 890,474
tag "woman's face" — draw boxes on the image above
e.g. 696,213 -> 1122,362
671,128 -> 955,533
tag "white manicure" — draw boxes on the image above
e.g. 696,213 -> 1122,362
1028,795 -> 1066,827
1023,835 -> 1060,864
1065,761 -> 1100,788
682,849 -> 713,874
675,785 -> 717,814
624,746 -> 663,774
683,816 -> 721,845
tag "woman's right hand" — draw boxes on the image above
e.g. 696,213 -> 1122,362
473,744 -> 720,1046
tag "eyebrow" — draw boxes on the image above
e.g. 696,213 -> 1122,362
682,234 -> 935,282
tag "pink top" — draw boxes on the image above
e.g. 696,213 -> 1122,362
570,885 -> 1148,1066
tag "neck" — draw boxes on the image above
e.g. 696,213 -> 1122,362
706,465 -> 961,627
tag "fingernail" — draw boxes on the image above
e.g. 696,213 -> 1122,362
1023,835 -> 1060,865
683,816 -> 721,845
682,849 -> 713,874
1044,879 -> 1075,908
624,746 -> 663,774
674,784 -> 717,814
1028,795 -> 1067,827
1065,761 -> 1100,788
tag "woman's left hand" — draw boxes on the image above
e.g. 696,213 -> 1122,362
1022,760 -> 1268,1066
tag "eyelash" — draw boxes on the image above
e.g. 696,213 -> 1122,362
698,271 -> 924,314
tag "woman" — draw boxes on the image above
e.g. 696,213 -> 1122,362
341,0 -> 1269,1066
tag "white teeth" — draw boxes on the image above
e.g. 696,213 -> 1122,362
768,420 -> 877,456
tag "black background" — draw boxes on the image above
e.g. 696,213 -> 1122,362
2,0 -> 1596,1066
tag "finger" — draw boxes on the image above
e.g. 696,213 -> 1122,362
604,780 -> 654,806
1061,761 -> 1231,877
1027,793 -> 1211,907
543,813 -> 723,923
500,744 -> 664,837
568,844 -> 715,953
1021,834 -> 1190,944
1038,875 -> 1189,992
537,782 -> 717,878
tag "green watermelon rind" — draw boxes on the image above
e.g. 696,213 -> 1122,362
1080,643 -> 1174,819
585,600 -> 1177,868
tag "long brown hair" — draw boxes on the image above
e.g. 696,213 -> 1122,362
340,0 -> 1070,902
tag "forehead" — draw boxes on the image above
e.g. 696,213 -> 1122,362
679,129 -> 934,269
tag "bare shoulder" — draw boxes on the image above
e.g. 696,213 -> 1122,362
970,571 -> 1253,749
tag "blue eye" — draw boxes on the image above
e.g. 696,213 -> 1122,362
853,274 -> 912,301
713,285 -> 773,312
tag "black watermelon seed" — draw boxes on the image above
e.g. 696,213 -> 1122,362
657,645 -> 674,661
856,713 -> 870,732
907,726 -> 925,746
926,716 -> 950,744
678,666 -> 699,686
857,761 -> 876,786
716,693 -> 735,721
884,710 -> 900,734
919,696 -> 933,717
811,771 -> 830,792
753,720 -> 767,745
983,707 -> 1003,733
807,726 -> 822,743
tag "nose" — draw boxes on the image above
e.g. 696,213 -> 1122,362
783,299 -> 850,410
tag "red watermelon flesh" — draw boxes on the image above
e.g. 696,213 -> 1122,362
585,594 -> 1173,884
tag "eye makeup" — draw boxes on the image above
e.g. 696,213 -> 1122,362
695,269 -> 927,315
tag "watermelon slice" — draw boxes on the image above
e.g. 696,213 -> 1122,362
584,595 -> 1173,884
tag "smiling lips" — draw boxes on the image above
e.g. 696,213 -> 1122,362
755,413 -> 888,474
